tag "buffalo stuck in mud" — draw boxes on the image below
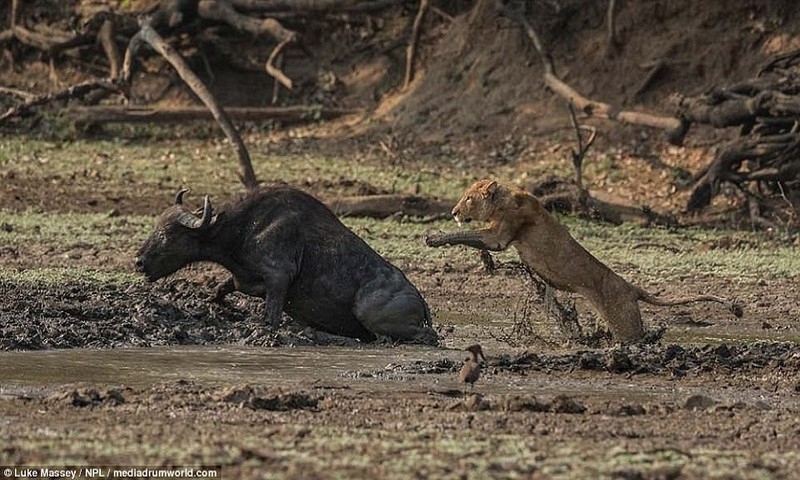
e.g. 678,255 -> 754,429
135,186 -> 438,345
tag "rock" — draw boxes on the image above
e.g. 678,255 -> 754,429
501,395 -> 549,412
215,385 -> 256,405
578,351 -> 604,370
214,385 -> 318,411
614,404 -> 646,416
464,393 -> 488,411
713,344 -> 731,358
550,395 -> 586,414
606,350 -> 634,373
684,394 -> 717,411
47,388 -> 123,408
754,400 -> 772,411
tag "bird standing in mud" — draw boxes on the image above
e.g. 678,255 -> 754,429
459,344 -> 486,396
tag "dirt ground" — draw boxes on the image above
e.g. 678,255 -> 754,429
3,1 -> 800,478
2,344 -> 800,479
2,137 -> 800,477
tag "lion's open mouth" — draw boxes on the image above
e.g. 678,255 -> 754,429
454,217 -> 472,227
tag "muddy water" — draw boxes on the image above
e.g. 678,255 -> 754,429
0,345 -> 444,392
0,345 -> 794,409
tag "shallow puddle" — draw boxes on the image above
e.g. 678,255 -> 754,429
0,344 -> 796,409
0,345 -> 442,389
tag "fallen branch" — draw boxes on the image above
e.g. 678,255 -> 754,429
122,20 -> 258,190
67,105 -> 362,126
327,194 -> 453,218
198,0 -> 296,42
0,86 -> 35,101
199,0 -> 297,90
2,25 -> 74,51
687,132 -> 800,212
529,176 -> 678,226
631,59 -> 666,99
0,79 -> 117,125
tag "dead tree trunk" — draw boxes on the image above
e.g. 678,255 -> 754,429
672,53 -> 800,224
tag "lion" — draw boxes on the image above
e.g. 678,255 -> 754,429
425,180 -> 742,342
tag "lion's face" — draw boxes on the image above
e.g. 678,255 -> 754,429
452,180 -> 500,226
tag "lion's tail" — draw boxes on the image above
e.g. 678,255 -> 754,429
637,288 -> 744,318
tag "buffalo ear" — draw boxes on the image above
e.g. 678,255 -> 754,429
209,211 -> 223,227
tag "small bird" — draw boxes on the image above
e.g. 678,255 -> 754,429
459,344 -> 487,396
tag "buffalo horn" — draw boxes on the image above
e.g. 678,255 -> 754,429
175,188 -> 190,205
197,195 -> 213,229
176,195 -> 214,230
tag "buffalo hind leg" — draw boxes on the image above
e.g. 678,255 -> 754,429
260,268 -> 293,330
355,293 -> 438,345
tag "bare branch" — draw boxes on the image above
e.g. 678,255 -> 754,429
97,19 -> 121,81
198,0 -> 296,42
403,0 -> 429,90
631,59 -> 665,99
10,0 -> 20,27
123,20 -> 259,190
266,39 -> 293,90
199,0 -> 297,89
567,102 -> 596,189
0,79 -> 118,125
606,0 -> 619,50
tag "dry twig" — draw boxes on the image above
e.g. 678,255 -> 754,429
567,102 -> 596,189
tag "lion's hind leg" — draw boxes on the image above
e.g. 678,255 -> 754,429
598,294 -> 645,343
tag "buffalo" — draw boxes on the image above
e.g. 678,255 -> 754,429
135,186 -> 438,345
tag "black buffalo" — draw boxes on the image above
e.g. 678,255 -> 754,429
135,186 -> 438,344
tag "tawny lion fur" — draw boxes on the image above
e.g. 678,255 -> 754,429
426,180 -> 742,342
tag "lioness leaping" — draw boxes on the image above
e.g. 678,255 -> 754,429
426,180 -> 742,342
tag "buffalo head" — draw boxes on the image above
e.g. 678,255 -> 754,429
135,189 -> 217,281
